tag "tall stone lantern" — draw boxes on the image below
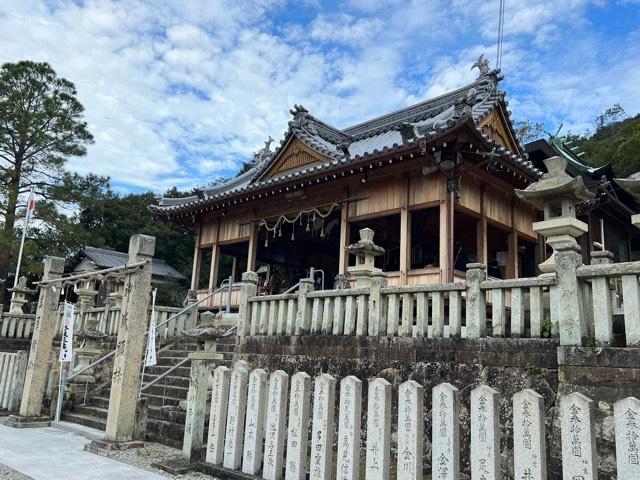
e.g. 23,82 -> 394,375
346,227 -> 385,287
515,156 -> 594,273
614,172 -> 640,228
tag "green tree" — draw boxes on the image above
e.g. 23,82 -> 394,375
0,60 -> 101,297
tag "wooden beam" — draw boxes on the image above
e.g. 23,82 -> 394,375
247,220 -> 258,272
209,245 -> 220,290
507,198 -> 518,278
190,224 -> 201,290
339,189 -> 350,275
476,182 -> 487,265
439,176 -> 452,282
399,174 -> 410,285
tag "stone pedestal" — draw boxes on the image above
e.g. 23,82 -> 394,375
7,256 -> 65,429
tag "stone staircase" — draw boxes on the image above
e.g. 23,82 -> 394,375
61,336 -> 235,448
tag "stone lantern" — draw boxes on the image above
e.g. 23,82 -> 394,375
75,261 -> 98,310
614,172 -> 640,228
8,276 -> 35,314
346,227 -> 385,287
515,156 -> 594,273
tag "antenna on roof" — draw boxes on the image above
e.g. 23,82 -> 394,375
496,0 -> 505,70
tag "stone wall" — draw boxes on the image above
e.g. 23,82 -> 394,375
234,337 -> 640,479
236,335 -> 561,479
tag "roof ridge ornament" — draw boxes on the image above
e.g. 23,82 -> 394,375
471,54 -> 503,91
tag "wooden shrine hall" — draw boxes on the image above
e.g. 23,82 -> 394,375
152,56 -> 618,306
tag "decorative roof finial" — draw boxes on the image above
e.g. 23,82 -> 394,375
471,54 -> 491,78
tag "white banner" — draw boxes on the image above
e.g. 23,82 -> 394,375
59,302 -> 75,362
144,289 -> 158,367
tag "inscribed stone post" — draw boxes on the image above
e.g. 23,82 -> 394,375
16,256 -> 64,423
614,396 -> 640,480
470,385 -> 500,480
105,234 -> 155,444
206,366 -> 231,465
431,383 -> 460,480
337,376 -> 362,480
243,368 -> 268,475
368,273 -> 387,336
295,279 -> 314,335
590,251 -> 614,345
366,377 -> 391,480
263,370 -> 289,480
560,392 -> 597,480
465,264 -> 486,338
224,367 -> 249,470
397,380 -> 424,480
285,372 -> 312,480
555,244 -> 587,346
513,389 -> 547,480
182,360 -> 213,460
238,272 -> 258,337
310,373 -> 337,480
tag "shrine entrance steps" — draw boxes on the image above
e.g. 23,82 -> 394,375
61,336 -> 236,447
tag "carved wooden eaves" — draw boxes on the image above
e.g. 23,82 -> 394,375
478,108 -> 519,155
260,137 -> 331,179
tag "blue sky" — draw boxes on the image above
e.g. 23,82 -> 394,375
1,0 -> 639,193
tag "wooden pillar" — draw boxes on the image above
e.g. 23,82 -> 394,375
339,193 -> 350,275
439,177 -> 452,282
191,224 -> 201,290
507,198 -> 518,279
399,174 -> 410,285
209,245 -> 220,290
247,221 -> 258,272
476,184 -> 487,265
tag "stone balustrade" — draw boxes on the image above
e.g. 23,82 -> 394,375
200,365 -> 640,480
0,312 -> 36,339
240,267 -> 557,342
0,351 -> 28,412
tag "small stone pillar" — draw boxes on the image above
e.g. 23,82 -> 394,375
98,235 -> 155,447
465,263 -> 487,338
8,277 -> 35,314
237,271 -> 258,338
294,278 -> 315,335
346,228 -> 385,288
7,256 -> 65,428
590,250 -> 615,345
555,243 -> 587,346
368,272 -> 388,336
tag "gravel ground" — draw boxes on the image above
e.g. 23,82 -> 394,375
0,463 -> 34,480
105,442 -> 214,479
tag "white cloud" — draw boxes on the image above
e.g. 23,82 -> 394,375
0,0 -> 637,194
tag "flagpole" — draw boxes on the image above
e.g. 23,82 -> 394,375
14,187 -> 35,288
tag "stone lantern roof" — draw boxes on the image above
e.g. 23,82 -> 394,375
515,156 -> 594,210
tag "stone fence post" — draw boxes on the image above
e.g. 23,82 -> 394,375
368,272 -> 387,336
6,256 -> 65,428
295,278 -> 315,335
590,250 -> 614,345
465,263 -> 486,338
98,234 -> 155,447
237,272 -> 258,338
555,242 -> 587,346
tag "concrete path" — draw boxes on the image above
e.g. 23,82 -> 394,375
0,422 -> 166,480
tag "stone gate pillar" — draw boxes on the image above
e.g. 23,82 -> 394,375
7,256 -> 65,428
100,234 -> 155,447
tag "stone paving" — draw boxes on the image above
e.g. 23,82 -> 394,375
0,422 -> 166,480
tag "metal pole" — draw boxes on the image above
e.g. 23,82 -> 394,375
55,364 -> 67,422
14,187 -> 34,288
226,276 -> 233,314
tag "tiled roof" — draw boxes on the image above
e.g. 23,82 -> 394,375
79,246 -> 184,280
154,63 -> 539,216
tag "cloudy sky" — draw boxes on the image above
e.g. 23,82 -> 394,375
1,0 -> 639,193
